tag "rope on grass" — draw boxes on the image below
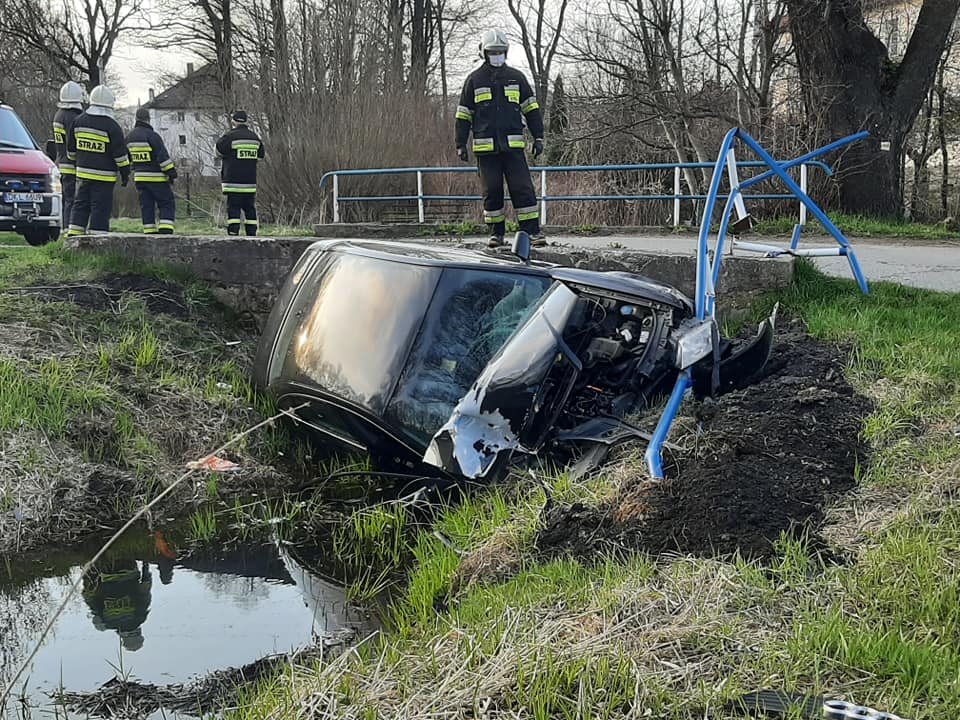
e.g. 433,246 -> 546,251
0,403 -> 307,709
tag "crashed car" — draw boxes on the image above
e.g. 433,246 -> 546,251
254,238 -> 773,482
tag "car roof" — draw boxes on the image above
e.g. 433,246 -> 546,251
319,239 -> 555,273
316,239 -> 692,310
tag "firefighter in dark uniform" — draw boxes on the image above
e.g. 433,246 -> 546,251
66,85 -> 130,236
215,110 -> 264,236
126,107 -> 178,234
456,30 -> 545,248
52,81 -> 85,237
82,558 -> 153,652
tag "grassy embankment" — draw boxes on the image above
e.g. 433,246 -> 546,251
231,262 -> 960,720
0,238 -> 294,555
751,213 -> 960,241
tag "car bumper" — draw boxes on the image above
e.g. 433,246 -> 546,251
0,193 -> 61,232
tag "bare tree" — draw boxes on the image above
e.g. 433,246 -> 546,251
506,0 -> 571,107
0,0 -> 145,87
786,0 -> 960,216
693,0 -> 790,135
154,0 -> 234,107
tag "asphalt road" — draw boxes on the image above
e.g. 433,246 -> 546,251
552,233 -> 960,293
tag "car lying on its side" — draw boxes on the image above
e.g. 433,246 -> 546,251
254,239 -> 774,483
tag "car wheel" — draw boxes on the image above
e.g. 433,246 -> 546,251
23,230 -> 53,247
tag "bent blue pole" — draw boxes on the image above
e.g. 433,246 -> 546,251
645,371 -> 692,479
707,187 -> 744,317
738,131 -> 868,193
696,129 -> 738,321
736,130 -> 870,294
645,127 -> 871,480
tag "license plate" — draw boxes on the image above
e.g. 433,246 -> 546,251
3,192 -> 44,203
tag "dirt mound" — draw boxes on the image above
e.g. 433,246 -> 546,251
22,274 -> 190,318
538,324 -> 872,560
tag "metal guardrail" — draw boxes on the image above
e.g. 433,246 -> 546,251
317,160 -> 834,227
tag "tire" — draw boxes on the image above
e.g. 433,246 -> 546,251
23,229 -> 54,247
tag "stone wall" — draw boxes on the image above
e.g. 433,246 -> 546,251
64,235 -> 793,327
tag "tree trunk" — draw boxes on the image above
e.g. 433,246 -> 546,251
409,0 -> 430,94
786,0 -> 960,217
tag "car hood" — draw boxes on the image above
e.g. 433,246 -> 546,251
423,283 -> 581,479
548,267 -> 693,312
0,147 -> 53,175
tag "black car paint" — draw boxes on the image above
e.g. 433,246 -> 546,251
254,240 -> 732,481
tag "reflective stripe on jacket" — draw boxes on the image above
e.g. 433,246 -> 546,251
125,122 -> 176,184
455,64 -> 544,155
53,108 -> 82,175
68,112 -> 129,183
215,126 -> 264,193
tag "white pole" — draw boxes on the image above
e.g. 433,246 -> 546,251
673,166 -> 681,227
333,174 -> 340,224
800,164 -> 808,226
540,170 -> 548,226
726,149 -> 748,221
417,170 -> 425,224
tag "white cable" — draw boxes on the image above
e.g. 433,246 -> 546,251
0,404 -> 306,708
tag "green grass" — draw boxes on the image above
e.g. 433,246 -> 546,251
753,212 -> 960,240
0,239 -> 288,556
188,507 -> 219,542
0,232 -> 26,246
227,264 -> 960,720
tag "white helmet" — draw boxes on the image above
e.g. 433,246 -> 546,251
479,29 -> 509,57
86,85 -> 116,117
58,81 -> 85,110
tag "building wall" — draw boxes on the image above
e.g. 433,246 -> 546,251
152,109 -> 227,178
863,0 -> 922,60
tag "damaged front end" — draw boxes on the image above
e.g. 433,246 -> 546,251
424,279 -> 777,481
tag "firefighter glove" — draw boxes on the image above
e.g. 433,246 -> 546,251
533,138 -> 544,158
120,171 -> 130,187
457,146 -> 469,162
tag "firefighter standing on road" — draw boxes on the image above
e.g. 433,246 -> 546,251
66,85 -> 130,236
455,30 -> 545,248
126,107 -> 178,234
215,110 -> 264,236
53,81 -> 85,236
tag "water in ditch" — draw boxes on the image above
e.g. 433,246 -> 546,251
0,526 -> 374,719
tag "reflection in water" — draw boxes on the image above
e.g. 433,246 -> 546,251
81,559 -> 153,652
0,528 -> 373,720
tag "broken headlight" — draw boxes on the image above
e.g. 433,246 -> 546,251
673,319 -> 715,369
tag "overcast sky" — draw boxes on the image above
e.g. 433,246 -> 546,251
110,41 -> 198,107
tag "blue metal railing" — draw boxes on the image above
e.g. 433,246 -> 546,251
317,160 -> 834,226
642,129 -> 870,480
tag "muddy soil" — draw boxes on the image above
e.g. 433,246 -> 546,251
57,652 -> 312,718
18,274 -> 192,318
538,322 -> 873,561
54,644 -> 369,719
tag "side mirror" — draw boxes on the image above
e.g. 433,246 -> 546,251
44,139 -> 57,162
512,231 -> 531,264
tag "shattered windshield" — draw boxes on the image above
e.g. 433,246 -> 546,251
386,268 -> 551,445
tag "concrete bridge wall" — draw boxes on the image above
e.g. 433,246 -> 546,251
64,235 -> 793,327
